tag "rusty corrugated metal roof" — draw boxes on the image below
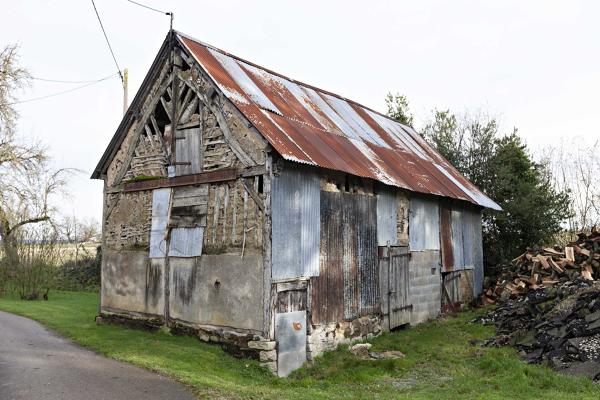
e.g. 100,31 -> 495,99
177,32 -> 501,210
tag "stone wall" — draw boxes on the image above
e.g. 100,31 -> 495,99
306,316 -> 382,361
104,190 -> 152,250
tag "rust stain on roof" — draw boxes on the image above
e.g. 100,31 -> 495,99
178,33 -> 500,210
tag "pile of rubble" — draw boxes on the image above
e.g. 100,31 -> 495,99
475,229 -> 600,380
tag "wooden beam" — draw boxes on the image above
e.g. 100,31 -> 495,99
150,114 -> 166,149
241,177 -> 264,212
112,74 -> 174,185
123,168 -> 237,192
177,72 -> 256,167
239,165 -> 267,177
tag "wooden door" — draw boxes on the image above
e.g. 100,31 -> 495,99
379,245 -> 411,329
174,126 -> 201,176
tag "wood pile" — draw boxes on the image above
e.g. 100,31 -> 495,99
482,228 -> 600,304
475,229 -> 600,380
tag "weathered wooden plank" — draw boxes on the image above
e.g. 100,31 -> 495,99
212,186 -> 221,244
179,97 -> 198,126
263,155 -> 273,338
169,214 -> 207,228
178,73 -> 255,167
276,280 -> 308,292
123,169 -> 236,192
113,74 -> 174,185
222,184 -> 229,242
173,184 -> 208,198
241,178 -> 264,212
172,197 -> 207,208
231,181 -> 238,244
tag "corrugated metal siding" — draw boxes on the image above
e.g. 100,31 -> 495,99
342,196 -> 358,319
168,227 -> 204,257
271,167 -> 320,280
467,207 -> 484,296
149,188 -> 171,258
377,189 -> 397,246
409,197 -> 440,251
177,33 -> 501,211
312,191 -> 344,324
439,202 -> 454,272
356,195 -> 379,316
312,191 -> 378,324
451,208 -> 465,269
463,207 -> 484,296
462,207 -> 475,269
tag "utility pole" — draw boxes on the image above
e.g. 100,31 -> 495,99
122,68 -> 129,115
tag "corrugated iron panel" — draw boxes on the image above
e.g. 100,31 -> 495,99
177,32 -> 501,211
439,202 -> 454,272
451,207 -> 465,269
342,195 -> 358,319
271,166 -> 320,280
377,188 -> 397,246
312,191 -> 344,324
409,197 -> 440,251
149,188 -> 171,258
356,194 -> 379,316
471,208 -> 484,296
168,227 -> 204,257
314,191 -> 378,323
462,206 -> 475,269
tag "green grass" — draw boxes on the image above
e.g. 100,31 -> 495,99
0,292 -> 598,399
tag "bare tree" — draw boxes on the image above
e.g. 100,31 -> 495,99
56,215 -> 100,268
541,138 -> 600,232
0,44 -> 70,263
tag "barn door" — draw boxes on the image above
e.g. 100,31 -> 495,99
379,245 -> 411,329
174,126 -> 202,176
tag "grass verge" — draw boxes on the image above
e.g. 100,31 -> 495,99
0,291 -> 598,399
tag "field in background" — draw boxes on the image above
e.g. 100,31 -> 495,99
0,292 -> 598,399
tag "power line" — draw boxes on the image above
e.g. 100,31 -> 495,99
7,75 -> 119,105
32,73 -> 118,84
125,0 -> 173,30
126,0 -> 169,15
90,0 -> 124,83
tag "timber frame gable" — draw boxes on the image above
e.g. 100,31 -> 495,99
93,31 -> 271,187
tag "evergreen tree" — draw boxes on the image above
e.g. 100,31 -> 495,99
393,101 -> 571,268
385,92 -> 414,126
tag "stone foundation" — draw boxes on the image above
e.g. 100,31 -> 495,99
97,310 -> 277,370
307,315 -> 382,360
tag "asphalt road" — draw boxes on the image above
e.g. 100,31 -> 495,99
0,310 -> 196,400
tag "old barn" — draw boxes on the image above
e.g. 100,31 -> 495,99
92,31 -> 500,376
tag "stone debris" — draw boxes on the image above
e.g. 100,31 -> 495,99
475,230 -> 600,381
349,343 -> 405,360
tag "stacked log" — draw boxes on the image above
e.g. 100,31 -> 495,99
476,229 -> 600,381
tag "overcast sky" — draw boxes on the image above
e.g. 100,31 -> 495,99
3,0 -> 599,223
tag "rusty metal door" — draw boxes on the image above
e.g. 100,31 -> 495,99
379,245 -> 411,329
312,191 -> 378,324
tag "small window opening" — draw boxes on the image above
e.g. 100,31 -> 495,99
344,175 -> 350,192
258,175 -> 264,194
